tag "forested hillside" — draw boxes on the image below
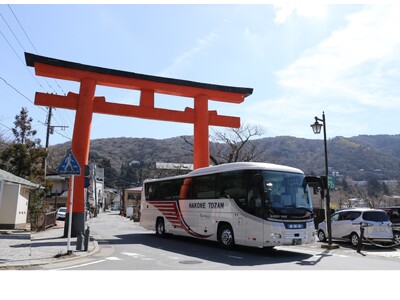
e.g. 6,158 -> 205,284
47,134 -> 400,187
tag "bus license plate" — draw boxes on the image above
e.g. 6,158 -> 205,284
292,239 -> 302,245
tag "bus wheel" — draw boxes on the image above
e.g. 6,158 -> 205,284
218,223 -> 235,249
156,218 -> 165,237
394,231 -> 400,244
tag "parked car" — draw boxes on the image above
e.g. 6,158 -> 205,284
110,204 -> 120,211
318,208 -> 394,247
56,207 -> 67,220
378,207 -> 400,243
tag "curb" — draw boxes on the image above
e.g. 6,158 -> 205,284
0,237 -> 100,270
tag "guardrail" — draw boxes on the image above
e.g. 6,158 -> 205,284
30,211 -> 57,232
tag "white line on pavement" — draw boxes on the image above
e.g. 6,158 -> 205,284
56,259 -> 106,270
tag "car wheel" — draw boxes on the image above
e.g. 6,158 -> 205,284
394,231 -> 400,244
155,218 -> 165,237
350,232 -> 360,247
318,230 -> 326,242
218,223 -> 235,249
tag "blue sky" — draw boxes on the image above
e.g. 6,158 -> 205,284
1,3 -> 400,146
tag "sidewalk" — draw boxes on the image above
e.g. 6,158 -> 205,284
0,221 -> 98,270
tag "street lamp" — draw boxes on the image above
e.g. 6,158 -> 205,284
311,112 -> 337,249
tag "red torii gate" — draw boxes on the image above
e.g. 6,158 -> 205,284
25,52 -> 253,236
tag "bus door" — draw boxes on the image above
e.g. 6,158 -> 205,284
244,173 -> 265,247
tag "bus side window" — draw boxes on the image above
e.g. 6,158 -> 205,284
191,175 -> 216,199
180,178 -> 192,200
145,182 -> 156,200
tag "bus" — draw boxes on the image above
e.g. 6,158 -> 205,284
140,162 -> 316,249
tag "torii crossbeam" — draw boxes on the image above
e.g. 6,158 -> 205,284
25,52 -> 253,237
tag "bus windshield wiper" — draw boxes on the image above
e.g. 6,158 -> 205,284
296,206 -> 313,213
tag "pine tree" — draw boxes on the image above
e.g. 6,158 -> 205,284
0,108 -> 48,226
0,107 -> 46,182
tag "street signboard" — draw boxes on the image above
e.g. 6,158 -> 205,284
58,149 -> 81,176
328,176 -> 336,189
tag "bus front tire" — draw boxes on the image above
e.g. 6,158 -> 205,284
156,218 -> 165,237
218,223 -> 235,249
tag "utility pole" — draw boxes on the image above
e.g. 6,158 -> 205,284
45,107 -> 53,149
43,106 -> 69,178
93,164 -> 98,217
42,107 -> 53,178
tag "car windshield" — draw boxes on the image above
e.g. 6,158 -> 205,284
363,211 -> 389,222
59,208 -> 66,212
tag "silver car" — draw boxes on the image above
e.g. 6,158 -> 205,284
318,208 -> 393,247
56,207 -> 67,220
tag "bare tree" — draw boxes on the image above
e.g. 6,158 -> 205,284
210,123 -> 265,164
181,122 -> 265,165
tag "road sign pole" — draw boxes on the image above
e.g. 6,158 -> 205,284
67,175 -> 74,254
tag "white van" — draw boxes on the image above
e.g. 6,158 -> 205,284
318,208 -> 393,247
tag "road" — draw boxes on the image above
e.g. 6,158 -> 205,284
36,211 -> 400,272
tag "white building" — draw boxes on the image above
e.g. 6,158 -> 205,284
0,169 -> 40,229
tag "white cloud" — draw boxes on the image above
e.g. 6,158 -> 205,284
158,31 -> 220,78
274,3 -> 328,24
276,5 -> 400,109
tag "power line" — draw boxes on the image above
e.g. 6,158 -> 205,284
0,10 -> 56,93
0,75 -> 48,113
0,122 -> 13,131
7,4 -> 65,95
3,6 -> 73,146
2,5 -> 72,139
0,28 -> 49,93
53,128 -> 72,141
7,4 -> 39,53
53,107 -> 74,127
0,11 -> 26,51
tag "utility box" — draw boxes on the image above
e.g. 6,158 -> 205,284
126,206 -> 134,218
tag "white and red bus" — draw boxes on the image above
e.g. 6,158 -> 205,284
140,162 -> 316,249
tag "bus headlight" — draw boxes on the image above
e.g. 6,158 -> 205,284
271,233 -> 282,239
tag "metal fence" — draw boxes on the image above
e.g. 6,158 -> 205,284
29,211 -> 57,232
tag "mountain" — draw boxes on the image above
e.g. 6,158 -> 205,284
48,134 -> 400,182
255,135 -> 400,180
47,136 -> 195,173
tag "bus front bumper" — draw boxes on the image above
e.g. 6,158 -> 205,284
266,230 -> 316,247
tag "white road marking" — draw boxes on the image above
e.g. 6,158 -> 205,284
56,259 -> 106,270
120,252 -> 141,257
106,256 -> 122,260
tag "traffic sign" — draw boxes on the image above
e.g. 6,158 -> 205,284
327,176 -> 336,189
58,149 -> 81,176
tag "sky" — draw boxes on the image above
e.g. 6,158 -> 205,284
1,3 -> 400,147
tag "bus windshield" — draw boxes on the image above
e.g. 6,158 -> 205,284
262,171 -> 313,219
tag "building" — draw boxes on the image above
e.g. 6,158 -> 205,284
0,169 -> 40,229
44,172 -> 69,210
123,186 -> 142,221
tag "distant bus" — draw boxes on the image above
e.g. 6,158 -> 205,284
140,162 -> 316,249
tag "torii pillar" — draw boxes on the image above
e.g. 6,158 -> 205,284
25,53 -> 253,237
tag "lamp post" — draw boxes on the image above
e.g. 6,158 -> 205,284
311,112 -> 334,248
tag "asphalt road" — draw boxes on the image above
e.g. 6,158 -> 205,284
38,211 -> 400,271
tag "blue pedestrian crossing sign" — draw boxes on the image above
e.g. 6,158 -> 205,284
58,149 -> 81,176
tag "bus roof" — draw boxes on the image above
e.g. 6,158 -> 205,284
144,162 -> 304,183
188,162 -> 304,176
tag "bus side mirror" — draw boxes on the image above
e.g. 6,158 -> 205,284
305,176 -> 325,199
320,187 -> 325,199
